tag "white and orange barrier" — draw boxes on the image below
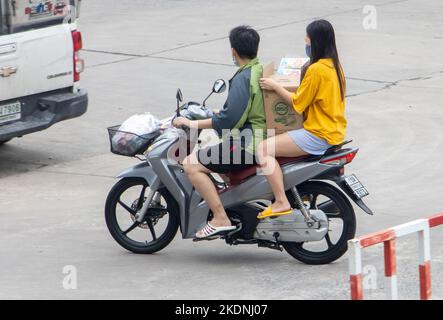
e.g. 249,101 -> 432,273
348,213 -> 443,300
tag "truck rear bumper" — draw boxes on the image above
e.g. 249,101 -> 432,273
0,88 -> 88,141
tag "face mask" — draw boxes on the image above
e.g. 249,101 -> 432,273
305,45 -> 312,58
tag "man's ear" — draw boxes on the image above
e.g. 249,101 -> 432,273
232,48 -> 238,59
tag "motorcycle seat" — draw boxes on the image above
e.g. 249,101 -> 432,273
223,140 -> 353,186
225,155 -> 314,186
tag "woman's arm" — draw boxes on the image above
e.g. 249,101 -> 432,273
260,67 -> 319,115
273,82 -> 293,106
259,78 -> 292,106
260,78 -> 292,105
275,85 -> 293,106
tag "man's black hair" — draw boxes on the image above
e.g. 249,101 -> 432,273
229,25 -> 260,60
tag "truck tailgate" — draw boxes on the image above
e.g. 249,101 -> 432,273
0,24 -> 74,102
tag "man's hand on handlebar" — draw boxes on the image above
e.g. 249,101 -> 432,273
172,117 -> 192,128
172,116 -> 212,130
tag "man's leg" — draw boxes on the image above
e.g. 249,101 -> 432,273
182,153 -> 232,228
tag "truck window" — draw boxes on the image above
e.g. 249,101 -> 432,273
0,0 -> 80,35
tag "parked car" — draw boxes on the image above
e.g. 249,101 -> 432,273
0,0 -> 87,145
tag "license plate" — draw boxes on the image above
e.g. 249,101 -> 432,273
0,102 -> 21,124
344,174 -> 369,199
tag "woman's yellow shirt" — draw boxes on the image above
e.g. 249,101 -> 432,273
291,58 -> 347,146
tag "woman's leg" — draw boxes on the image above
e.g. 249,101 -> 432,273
257,133 -> 308,212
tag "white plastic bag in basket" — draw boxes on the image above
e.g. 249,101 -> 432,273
112,113 -> 161,155
119,113 -> 161,135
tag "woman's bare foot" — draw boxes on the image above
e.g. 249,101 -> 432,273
271,200 -> 291,213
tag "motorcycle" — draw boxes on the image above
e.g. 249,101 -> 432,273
105,79 -> 373,265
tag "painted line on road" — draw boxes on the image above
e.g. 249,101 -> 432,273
145,0 -> 410,56
36,169 -> 114,179
83,0 -> 410,69
82,49 -> 143,58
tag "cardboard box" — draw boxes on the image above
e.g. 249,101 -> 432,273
263,62 -> 304,136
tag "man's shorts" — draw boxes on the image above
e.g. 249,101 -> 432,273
196,139 -> 257,174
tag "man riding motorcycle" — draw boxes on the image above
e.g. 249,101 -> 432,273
172,25 -> 266,239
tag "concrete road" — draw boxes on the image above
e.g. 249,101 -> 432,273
1,0 -> 443,299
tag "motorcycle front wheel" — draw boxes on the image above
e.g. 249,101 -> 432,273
105,177 -> 180,254
282,181 -> 356,265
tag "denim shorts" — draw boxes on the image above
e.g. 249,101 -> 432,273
288,129 -> 332,155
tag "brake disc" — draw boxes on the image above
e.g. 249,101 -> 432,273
130,199 -> 167,229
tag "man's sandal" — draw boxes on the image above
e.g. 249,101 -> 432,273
195,223 -> 236,239
257,206 -> 293,219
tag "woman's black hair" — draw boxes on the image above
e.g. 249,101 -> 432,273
306,19 -> 346,100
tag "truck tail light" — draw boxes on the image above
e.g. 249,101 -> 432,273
72,31 -> 84,82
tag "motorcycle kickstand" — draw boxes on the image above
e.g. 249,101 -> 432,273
258,232 -> 284,252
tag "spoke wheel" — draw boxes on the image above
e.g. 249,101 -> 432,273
282,181 -> 356,265
105,178 -> 179,254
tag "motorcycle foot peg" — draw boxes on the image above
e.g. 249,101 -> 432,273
258,241 -> 283,252
192,236 -> 219,242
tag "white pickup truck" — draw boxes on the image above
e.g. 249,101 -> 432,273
0,0 -> 87,144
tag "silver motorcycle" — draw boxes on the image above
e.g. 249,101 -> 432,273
105,79 -> 372,265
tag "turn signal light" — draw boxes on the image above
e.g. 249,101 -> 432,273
320,151 -> 357,166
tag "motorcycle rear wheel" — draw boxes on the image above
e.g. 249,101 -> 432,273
282,181 -> 356,265
105,177 -> 179,254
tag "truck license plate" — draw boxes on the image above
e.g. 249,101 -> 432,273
0,102 -> 21,124
344,174 -> 369,199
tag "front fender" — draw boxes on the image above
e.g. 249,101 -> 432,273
117,161 -> 162,190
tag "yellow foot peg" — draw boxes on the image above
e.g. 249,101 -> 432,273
257,207 -> 293,219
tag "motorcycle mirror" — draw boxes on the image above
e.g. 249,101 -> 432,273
176,88 -> 183,102
176,88 -> 183,117
212,79 -> 226,94
202,79 -> 226,106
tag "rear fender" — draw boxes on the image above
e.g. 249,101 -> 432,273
334,177 -> 373,215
